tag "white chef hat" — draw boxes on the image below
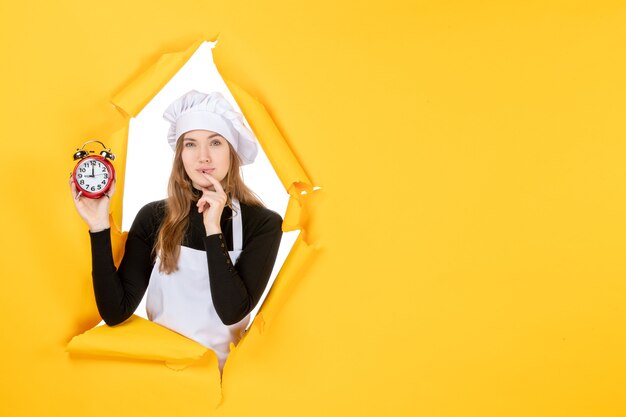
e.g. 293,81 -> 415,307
163,90 -> 259,165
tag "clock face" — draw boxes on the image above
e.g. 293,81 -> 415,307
75,158 -> 112,193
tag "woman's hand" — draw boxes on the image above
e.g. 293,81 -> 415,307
69,175 -> 115,232
196,173 -> 227,236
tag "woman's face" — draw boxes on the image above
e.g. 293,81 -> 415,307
181,129 -> 231,191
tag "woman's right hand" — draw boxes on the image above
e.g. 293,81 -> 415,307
69,175 -> 115,232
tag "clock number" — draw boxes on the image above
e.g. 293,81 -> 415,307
79,168 -> 86,173
77,173 -> 82,178
79,180 -> 84,185
103,173 -> 108,179
97,184 -> 102,190
101,180 -> 106,185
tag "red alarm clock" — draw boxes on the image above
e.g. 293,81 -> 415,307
72,140 -> 116,199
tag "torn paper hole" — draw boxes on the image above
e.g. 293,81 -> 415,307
119,40 -> 299,331
67,39 -> 320,382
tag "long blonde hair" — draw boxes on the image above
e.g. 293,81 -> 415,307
154,134 -> 264,273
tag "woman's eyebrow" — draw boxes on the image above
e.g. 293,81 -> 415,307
183,133 -> 222,141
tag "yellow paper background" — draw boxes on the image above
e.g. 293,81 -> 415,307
1,1 -> 626,416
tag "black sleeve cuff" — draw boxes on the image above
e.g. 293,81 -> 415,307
203,233 -> 234,272
89,227 -> 116,274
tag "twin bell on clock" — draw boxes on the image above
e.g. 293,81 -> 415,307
71,140 -> 116,199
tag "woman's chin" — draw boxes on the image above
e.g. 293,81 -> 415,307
192,181 -> 213,191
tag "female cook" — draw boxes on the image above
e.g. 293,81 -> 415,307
70,90 -> 284,371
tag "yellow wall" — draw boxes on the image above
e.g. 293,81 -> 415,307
1,1 -> 626,416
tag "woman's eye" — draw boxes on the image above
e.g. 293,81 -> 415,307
211,139 -> 222,146
184,142 -> 195,147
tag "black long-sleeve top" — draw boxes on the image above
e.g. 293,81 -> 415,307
88,196 -> 283,327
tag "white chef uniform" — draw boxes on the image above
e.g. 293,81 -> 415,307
146,198 -> 250,371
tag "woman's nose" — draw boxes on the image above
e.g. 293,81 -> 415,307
199,144 -> 212,162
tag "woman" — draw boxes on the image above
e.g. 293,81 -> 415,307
70,90 -> 284,371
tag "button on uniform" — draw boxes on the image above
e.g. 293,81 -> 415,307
217,232 -> 234,271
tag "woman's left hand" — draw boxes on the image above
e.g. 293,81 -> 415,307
197,173 -> 228,235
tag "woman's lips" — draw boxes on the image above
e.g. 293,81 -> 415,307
197,168 -> 215,174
